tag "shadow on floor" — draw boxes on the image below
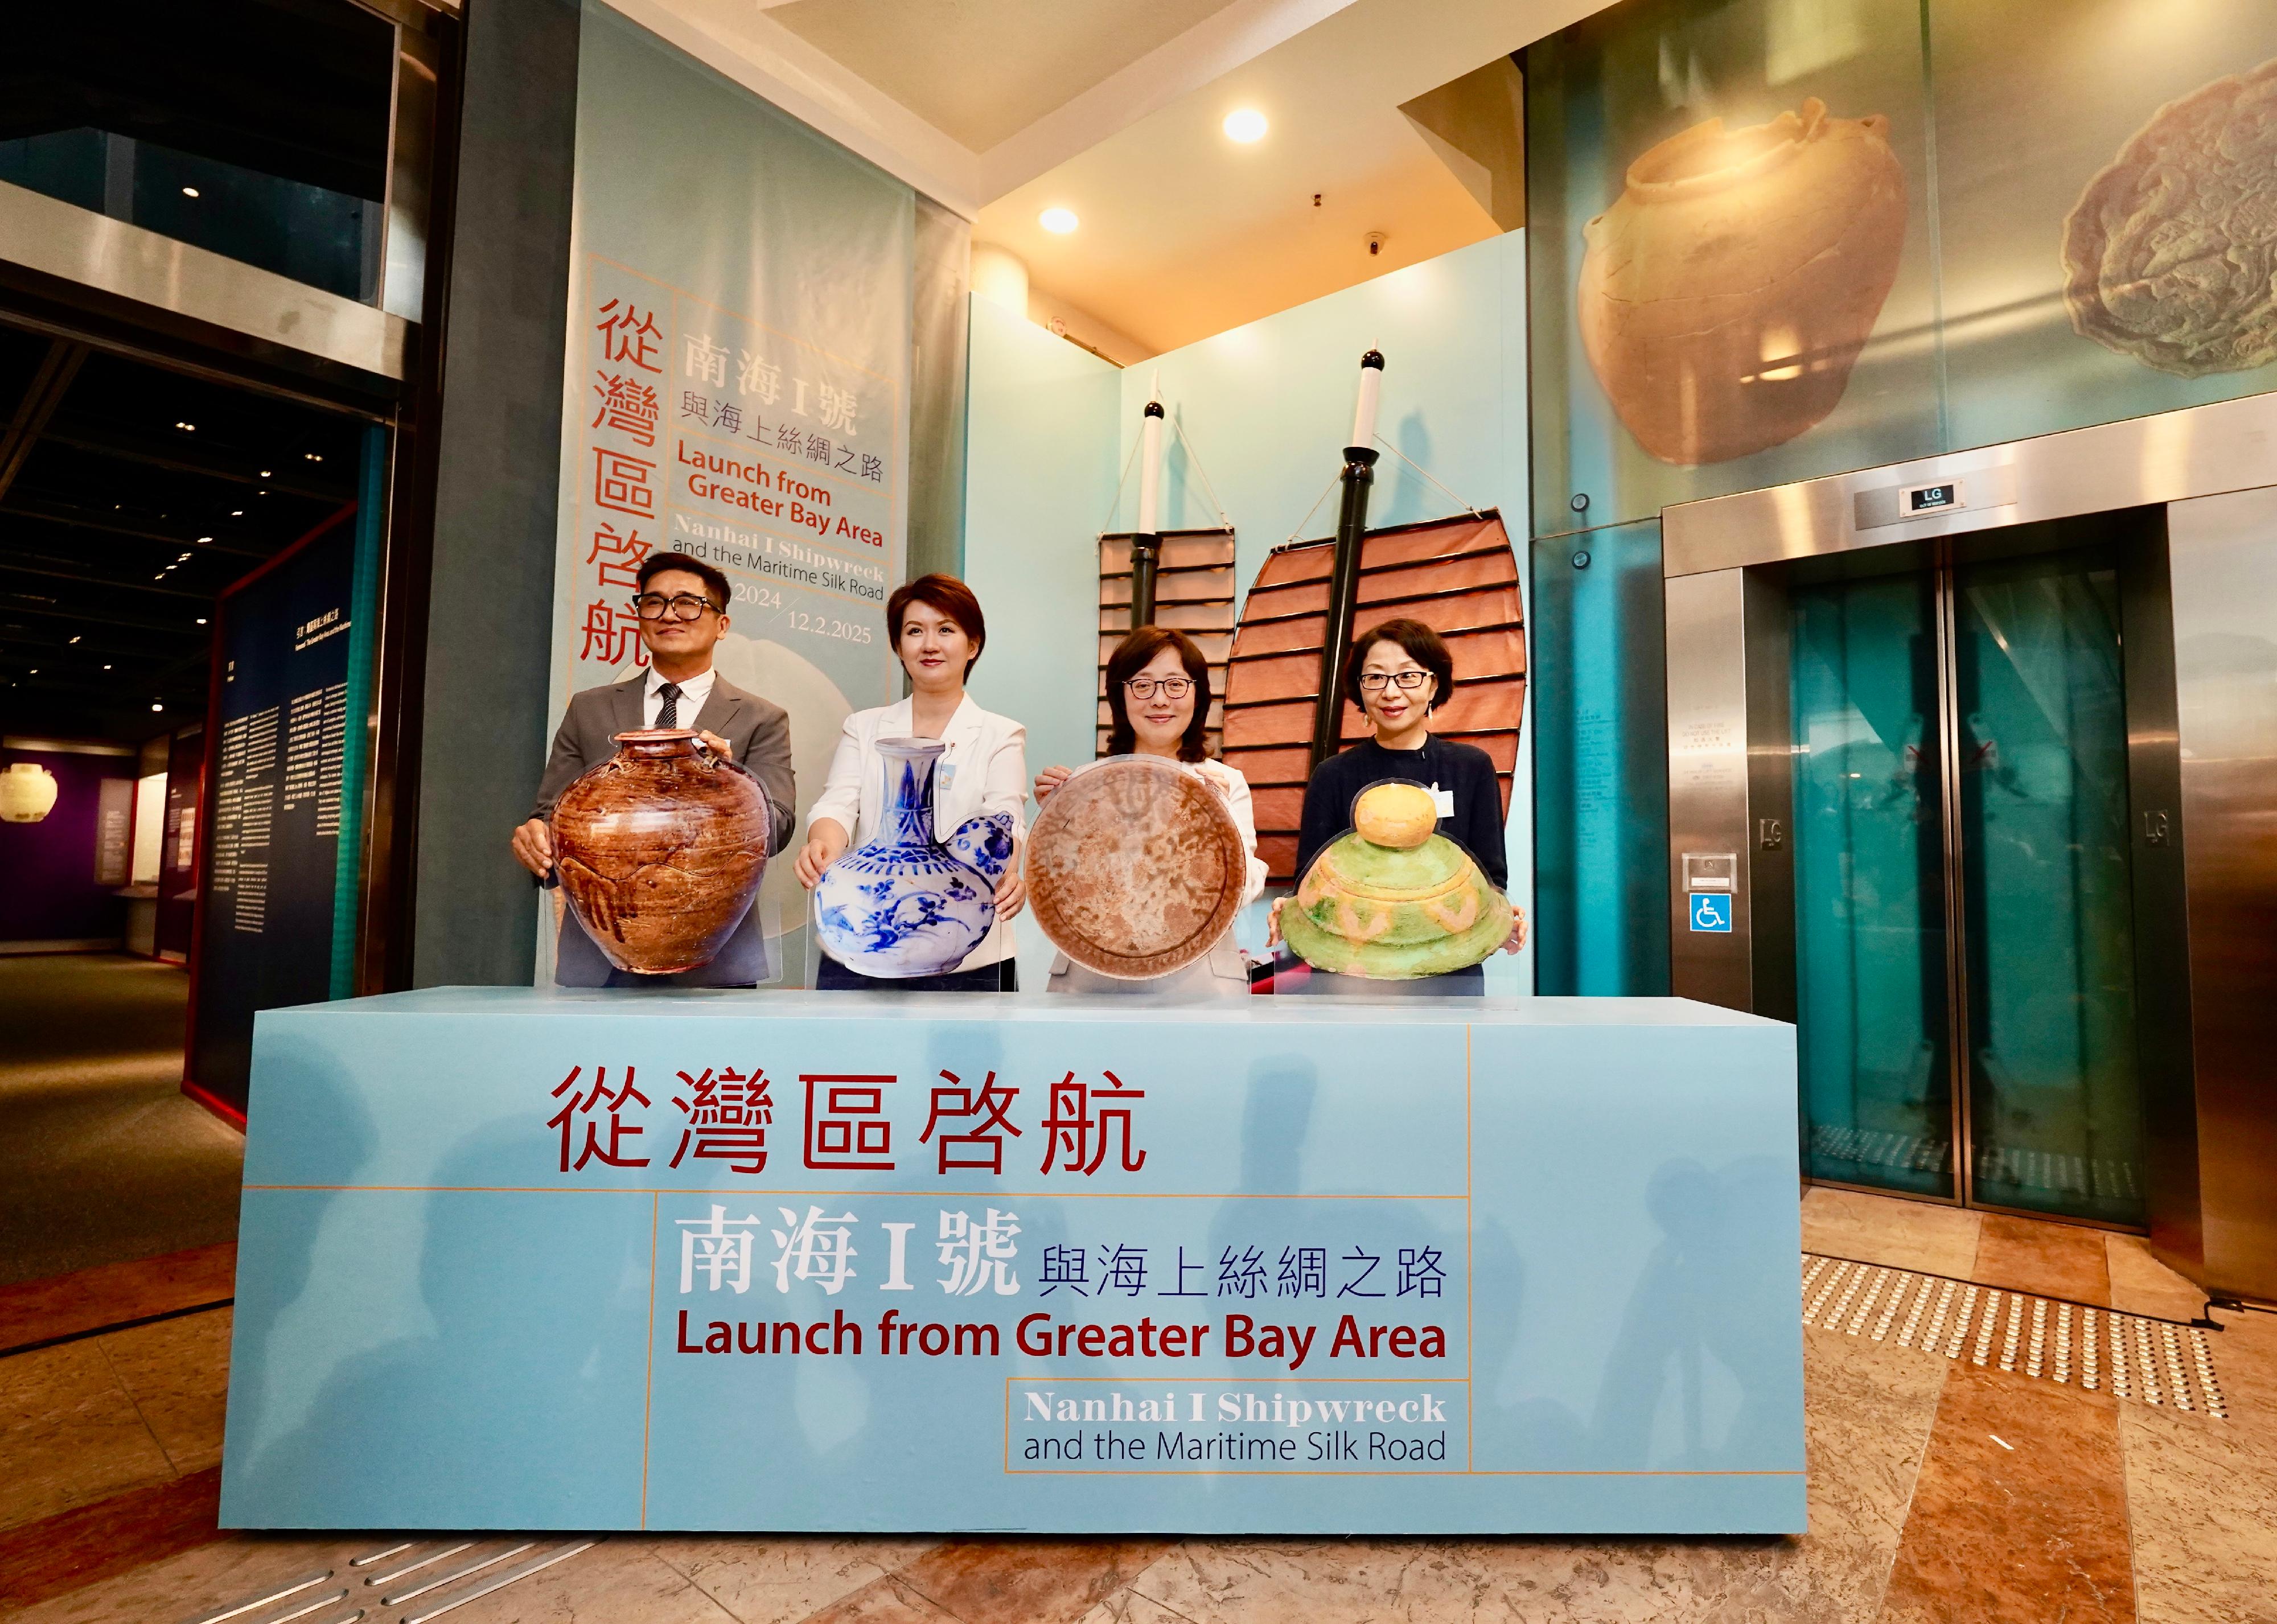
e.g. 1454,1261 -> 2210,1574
0,953 -> 241,1285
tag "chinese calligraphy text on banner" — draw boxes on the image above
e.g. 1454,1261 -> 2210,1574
219,994 -> 1804,1534
551,3 -> 916,978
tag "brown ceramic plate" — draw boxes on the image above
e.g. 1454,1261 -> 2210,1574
1025,754 -> 1247,980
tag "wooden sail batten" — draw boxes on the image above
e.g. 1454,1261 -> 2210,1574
1219,508 -> 1526,883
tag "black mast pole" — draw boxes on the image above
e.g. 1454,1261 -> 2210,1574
1129,398 -> 1166,629
1309,350 -> 1384,770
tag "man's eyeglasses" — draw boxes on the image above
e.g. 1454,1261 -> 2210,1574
631,592 -> 719,622
1358,669 -> 1433,692
1124,676 -> 1195,700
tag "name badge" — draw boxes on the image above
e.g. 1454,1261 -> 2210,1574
936,760 -> 957,792
1429,784 -> 1456,819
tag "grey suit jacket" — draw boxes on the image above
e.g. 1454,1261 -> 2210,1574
533,672 -> 795,987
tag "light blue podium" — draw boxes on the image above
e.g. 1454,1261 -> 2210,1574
220,989 -> 1803,1534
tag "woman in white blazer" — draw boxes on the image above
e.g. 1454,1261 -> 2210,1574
1032,626 -> 1266,997
795,574 -> 1029,990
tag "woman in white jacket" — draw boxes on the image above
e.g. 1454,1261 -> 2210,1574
795,574 -> 1029,990
1032,626 -> 1266,996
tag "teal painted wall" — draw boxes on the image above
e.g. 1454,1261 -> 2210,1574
960,294 -> 1121,990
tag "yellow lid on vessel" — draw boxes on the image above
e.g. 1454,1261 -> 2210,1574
1352,782 -> 1437,850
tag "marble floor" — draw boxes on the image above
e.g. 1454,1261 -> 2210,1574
3,1189 -> 2274,1623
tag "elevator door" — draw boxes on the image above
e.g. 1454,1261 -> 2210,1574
1790,545 -> 2146,1226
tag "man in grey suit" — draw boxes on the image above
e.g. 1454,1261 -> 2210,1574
511,551 -> 794,986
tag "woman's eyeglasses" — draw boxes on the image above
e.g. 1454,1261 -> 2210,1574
631,592 -> 718,622
1123,676 -> 1195,700
1358,669 -> 1433,692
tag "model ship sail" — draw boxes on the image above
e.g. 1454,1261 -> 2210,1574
1097,529 -> 1236,758
1095,380 -> 1238,758
1219,351 -> 1524,883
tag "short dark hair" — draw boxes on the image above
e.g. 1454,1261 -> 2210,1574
1344,616 -> 1454,711
637,551 -> 730,611
887,573 -> 987,675
1104,626 -> 1213,762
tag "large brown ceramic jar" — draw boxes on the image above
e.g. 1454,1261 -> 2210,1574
550,729 -> 771,975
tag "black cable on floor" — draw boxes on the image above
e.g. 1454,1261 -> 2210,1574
0,1296 -> 233,1360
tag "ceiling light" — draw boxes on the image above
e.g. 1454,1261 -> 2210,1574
260,470 -> 272,476
230,510 -> 242,517
196,617 -> 208,625
27,668 -> 36,675
1039,207 -> 1079,235
176,421 -> 195,431
199,535 -> 212,543
1223,109 -> 1268,143
182,186 -> 200,199
103,664 -> 112,670
178,552 -> 191,561
68,635 -> 80,643
151,701 -> 163,712
305,452 -> 323,462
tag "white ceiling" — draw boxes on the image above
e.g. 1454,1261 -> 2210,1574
766,0 -> 1249,153
613,0 -> 1617,354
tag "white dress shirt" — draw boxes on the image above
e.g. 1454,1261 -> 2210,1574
643,664 -> 716,729
806,693 -> 1029,969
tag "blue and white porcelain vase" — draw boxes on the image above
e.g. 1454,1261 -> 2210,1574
813,737 -> 1016,977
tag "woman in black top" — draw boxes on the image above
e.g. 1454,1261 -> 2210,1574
1273,616 -> 1525,991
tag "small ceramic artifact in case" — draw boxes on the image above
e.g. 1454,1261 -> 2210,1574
550,728 -> 771,975
1282,780 -> 1511,980
813,737 -> 1014,977
1025,754 -> 1248,979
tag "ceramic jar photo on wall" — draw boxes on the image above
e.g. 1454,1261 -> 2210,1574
1578,96 -> 1908,466
814,737 -> 1014,977
550,728 -> 772,975
1282,781 -> 1512,980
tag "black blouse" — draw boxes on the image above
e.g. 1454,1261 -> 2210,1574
1294,735 -> 1507,888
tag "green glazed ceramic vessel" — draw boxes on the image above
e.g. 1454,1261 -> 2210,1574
1282,781 -> 1513,980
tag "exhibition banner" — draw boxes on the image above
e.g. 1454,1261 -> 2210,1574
220,992 -> 1804,1534
187,487 -> 379,1114
551,2 -> 915,977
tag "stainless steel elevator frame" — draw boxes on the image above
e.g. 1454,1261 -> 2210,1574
1661,390 -> 2277,1301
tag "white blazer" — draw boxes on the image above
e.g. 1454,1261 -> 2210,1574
807,694 -> 1029,969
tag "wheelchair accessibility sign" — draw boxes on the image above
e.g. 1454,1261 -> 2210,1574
1690,891 -> 1733,933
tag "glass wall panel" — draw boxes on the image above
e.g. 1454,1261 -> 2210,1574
1790,572 -> 1954,1197
1954,550 -> 2144,1224
1930,1 -> 2277,453
1524,0 -> 1941,538
1530,521 -> 1671,995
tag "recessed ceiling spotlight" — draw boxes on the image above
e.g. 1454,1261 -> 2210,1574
230,509 -> 242,516
198,535 -> 212,543
178,552 -> 191,561
196,616 -> 208,625
151,701 -> 163,712
176,421 -> 195,431
1039,207 -> 1079,235
305,451 -> 323,462
1223,108 -> 1268,143
182,186 -> 200,199
260,470 -> 272,476
68,635 -> 80,643
103,663 -> 112,670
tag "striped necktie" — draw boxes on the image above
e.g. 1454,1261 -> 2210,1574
656,681 -> 681,727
